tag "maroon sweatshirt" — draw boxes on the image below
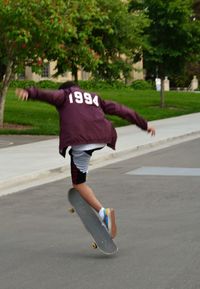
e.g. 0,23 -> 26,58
27,86 -> 148,157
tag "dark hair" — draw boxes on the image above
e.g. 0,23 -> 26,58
58,81 -> 78,90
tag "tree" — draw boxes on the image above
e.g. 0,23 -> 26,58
55,0 -> 149,82
53,0 -> 100,82
91,0 -> 149,82
130,0 -> 200,107
0,0 -> 72,126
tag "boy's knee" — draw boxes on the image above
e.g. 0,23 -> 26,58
73,182 -> 85,190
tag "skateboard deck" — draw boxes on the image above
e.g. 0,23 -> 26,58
68,188 -> 118,255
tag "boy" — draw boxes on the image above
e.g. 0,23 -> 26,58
16,81 -> 155,239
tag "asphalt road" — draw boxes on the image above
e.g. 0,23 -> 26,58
1,138 -> 200,289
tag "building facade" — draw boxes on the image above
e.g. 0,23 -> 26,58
20,59 -> 144,83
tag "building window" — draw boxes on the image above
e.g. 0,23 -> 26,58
42,62 -> 50,78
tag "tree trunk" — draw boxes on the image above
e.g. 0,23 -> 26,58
74,69 -> 78,82
160,78 -> 165,108
72,64 -> 78,82
0,63 -> 6,81
0,61 -> 13,127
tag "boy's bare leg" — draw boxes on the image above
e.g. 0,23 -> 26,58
73,183 -> 102,212
73,182 -> 117,238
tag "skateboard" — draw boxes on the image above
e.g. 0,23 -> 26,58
68,188 -> 118,255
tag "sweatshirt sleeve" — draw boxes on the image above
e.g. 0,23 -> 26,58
99,98 -> 148,131
26,87 -> 67,107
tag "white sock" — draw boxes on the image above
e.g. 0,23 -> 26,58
99,207 -> 105,220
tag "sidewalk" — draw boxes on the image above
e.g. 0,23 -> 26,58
1,112 -> 200,197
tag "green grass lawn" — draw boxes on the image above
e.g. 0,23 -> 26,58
1,87 -> 200,135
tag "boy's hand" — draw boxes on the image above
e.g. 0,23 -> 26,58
15,88 -> 29,101
147,125 -> 156,136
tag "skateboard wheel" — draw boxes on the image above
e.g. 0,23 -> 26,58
69,207 -> 75,214
91,242 -> 98,249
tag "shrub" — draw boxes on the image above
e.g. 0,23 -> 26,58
37,80 -> 60,89
78,80 -> 127,90
131,80 -> 154,90
9,79 -> 128,91
9,80 -> 61,89
10,80 -> 36,88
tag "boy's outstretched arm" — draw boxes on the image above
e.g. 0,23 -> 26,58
15,87 -> 66,107
100,98 -> 156,136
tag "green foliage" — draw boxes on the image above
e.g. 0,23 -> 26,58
54,0 -> 150,82
0,0 -> 70,72
54,0 -> 100,81
170,75 -> 191,88
37,80 -> 60,89
138,0 -> 200,78
78,80 -> 127,90
129,0 -> 200,107
9,80 -> 36,88
9,80 -> 61,89
9,79 -> 127,90
131,80 -> 154,90
0,0 -> 149,86
90,0 -> 150,82
0,0 -> 73,124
